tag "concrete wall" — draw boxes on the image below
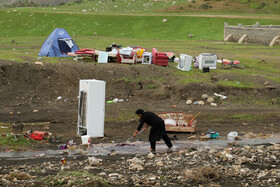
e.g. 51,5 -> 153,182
224,22 -> 280,45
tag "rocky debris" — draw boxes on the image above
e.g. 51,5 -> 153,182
128,157 -> 145,171
210,103 -> 217,107
147,152 -> 155,159
244,132 -> 272,139
188,135 -> 196,140
188,34 -> 194,38
188,94 -> 221,106
234,136 -> 242,140
201,94 -> 209,100
34,62 -> 44,66
186,99 -> 192,105
198,101 -> 205,105
214,93 -> 227,100
0,144 -> 280,186
207,97 -> 215,103
264,81 -> 270,86
88,156 -> 103,166
200,135 -> 210,141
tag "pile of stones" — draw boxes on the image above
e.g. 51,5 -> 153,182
0,143 -> 279,186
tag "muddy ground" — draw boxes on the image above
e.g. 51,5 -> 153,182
0,59 -> 279,145
0,59 -> 279,186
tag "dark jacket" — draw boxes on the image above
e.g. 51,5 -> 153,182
137,111 -> 167,142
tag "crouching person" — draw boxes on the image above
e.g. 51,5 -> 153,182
133,109 -> 173,152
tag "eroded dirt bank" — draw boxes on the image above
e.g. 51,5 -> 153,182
0,60 -> 280,186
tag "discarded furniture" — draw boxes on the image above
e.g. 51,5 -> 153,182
95,50 -> 117,58
106,43 -> 121,52
177,54 -> 192,71
142,52 -> 152,65
117,47 -> 136,64
68,48 -> 96,61
198,53 -> 217,70
25,130 -> 49,140
134,47 -> 147,63
158,112 -> 196,132
106,43 -> 121,62
117,52 -> 136,64
221,59 -> 245,69
98,52 -> 109,63
68,49 -> 117,62
152,48 -> 168,66
165,52 -> 175,62
119,47 -> 133,56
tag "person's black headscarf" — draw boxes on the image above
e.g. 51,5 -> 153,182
135,109 -> 144,115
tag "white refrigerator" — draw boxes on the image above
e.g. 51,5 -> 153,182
77,79 -> 106,137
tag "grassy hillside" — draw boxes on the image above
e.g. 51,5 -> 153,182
1,10 -> 280,40
0,0 -> 70,7
2,0 -> 280,15
0,35 -> 279,95
0,1 -> 279,92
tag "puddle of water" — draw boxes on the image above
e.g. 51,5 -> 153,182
0,136 -> 279,160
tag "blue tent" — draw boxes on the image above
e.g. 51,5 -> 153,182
39,28 -> 79,57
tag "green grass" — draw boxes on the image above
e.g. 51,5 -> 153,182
0,123 -> 12,134
225,95 -> 276,105
0,134 -> 34,146
1,10 -> 280,40
147,84 -> 157,89
1,35 -> 279,90
42,171 -> 108,186
222,114 -> 266,121
205,113 -> 278,122
217,80 -> 254,88
0,5 -> 279,91
5,0 -> 280,15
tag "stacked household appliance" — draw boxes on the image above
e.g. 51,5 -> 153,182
198,53 -> 217,70
142,52 -> 152,64
177,54 -> 193,71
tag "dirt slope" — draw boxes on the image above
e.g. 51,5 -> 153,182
0,60 -> 279,149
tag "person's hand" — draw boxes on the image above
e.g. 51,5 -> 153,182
133,130 -> 139,137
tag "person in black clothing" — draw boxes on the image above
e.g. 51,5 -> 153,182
133,109 -> 173,152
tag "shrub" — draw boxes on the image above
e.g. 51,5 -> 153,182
74,0 -> 83,4
200,3 -> 210,10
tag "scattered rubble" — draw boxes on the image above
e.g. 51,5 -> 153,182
210,103 -> 217,107
186,93 -> 226,106
198,101 -> 205,105
186,99 -> 192,105
1,144 -> 279,186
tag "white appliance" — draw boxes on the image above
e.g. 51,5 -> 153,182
142,52 -> 152,65
177,54 -> 192,71
119,47 -> 133,56
198,53 -> 217,70
77,79 -> 106,137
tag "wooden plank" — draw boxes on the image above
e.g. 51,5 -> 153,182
165,125 -> 196,133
